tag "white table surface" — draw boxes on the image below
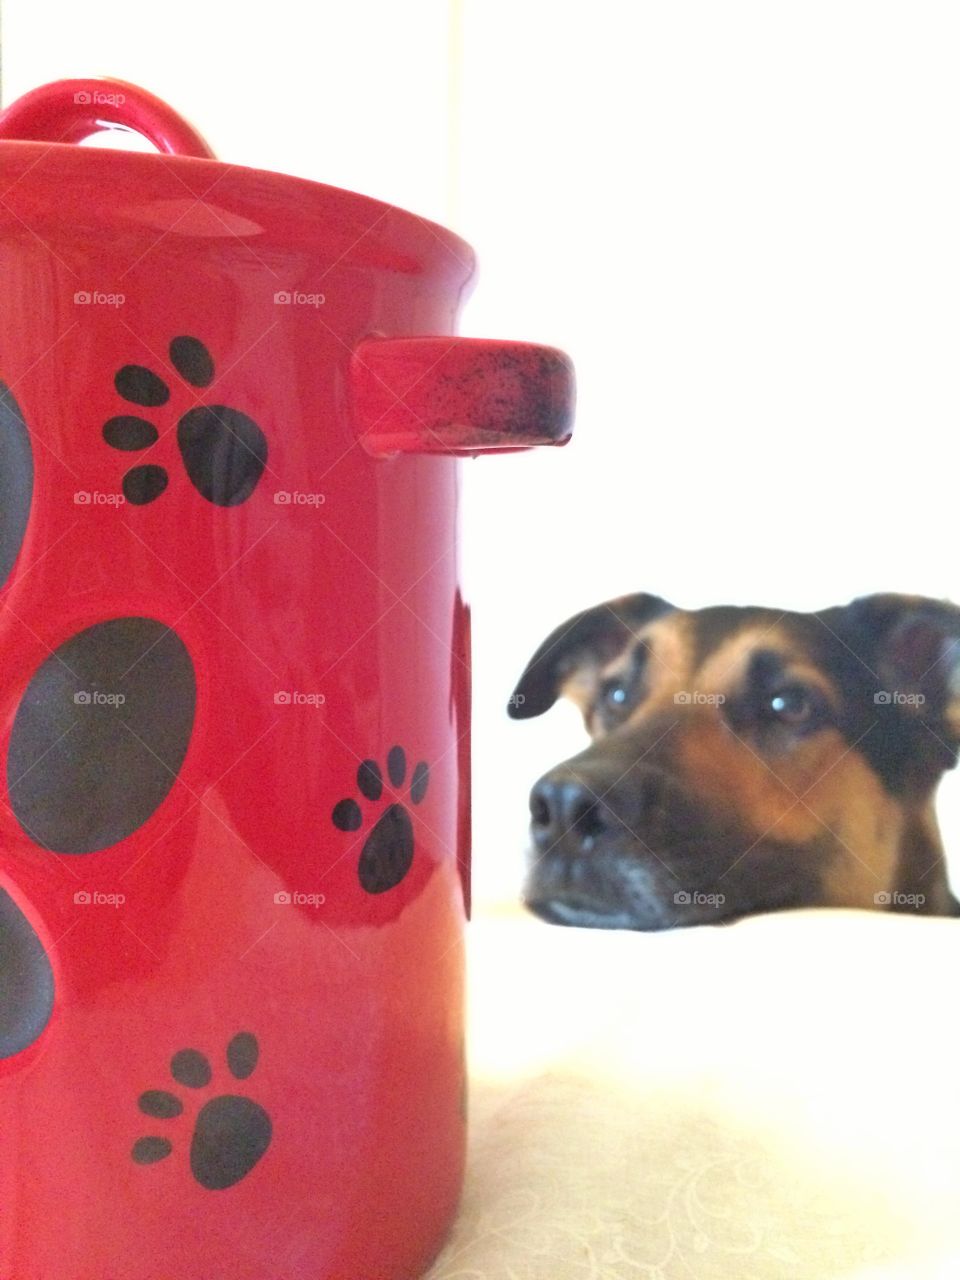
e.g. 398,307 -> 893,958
426,903 -> 960,1280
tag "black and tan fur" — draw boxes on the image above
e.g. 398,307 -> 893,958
509,593 -> 960,929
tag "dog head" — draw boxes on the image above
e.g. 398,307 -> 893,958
510,593 -> 960,929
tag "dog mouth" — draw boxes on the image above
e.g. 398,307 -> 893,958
524,828 -> 827,930
524,893 -> 648,931
523,848 -> 723,931
524,860 -> 767,930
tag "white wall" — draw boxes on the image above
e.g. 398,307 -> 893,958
458,1 -> 960,901
4,1 -> 959,904
0,1 -> 456,222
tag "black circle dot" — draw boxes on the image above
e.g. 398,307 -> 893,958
410,761 -> 430,805
170,335 -> 215,388
0,382 -> 33,594
115,365 -> 170,407
171,1048 -> 212,1088
7,617 -> 196,855
387,746 -> 407,788
0,887 -> 53,1058
332,798 -> 362,832
226,1031 -> 259,1080
139,1089 -> 183,1119
123,464 -> 168,505
132,1136 -> 172,1165
103,416 -> 159,451
357,760 -> 382,801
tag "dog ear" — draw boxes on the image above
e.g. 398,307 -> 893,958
508,593 -> 675,720
841,593 -> 960,760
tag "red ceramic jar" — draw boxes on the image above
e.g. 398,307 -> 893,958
0,79 -> 573,1280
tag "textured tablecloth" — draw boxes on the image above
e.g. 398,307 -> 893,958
426,904 -> 960,1279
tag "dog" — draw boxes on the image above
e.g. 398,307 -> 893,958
509,593 -> 960,929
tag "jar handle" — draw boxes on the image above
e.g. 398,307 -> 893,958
0,79 -> 215,158
351,337 -> 575,456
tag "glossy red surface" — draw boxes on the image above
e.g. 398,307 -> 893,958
0,80 -> 574,1279
353,337 -> 575,454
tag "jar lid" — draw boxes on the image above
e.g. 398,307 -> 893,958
0,78 -> 474,281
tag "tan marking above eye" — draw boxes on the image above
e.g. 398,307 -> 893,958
693,625 -> 840,714
582,614 -> 697,732
559,663 -> 608,717
561,616 -> 859,759
589,621 -> 842,734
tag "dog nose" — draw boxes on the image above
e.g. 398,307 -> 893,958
529,771 -> 609,853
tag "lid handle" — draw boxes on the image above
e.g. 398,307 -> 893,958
0,78 -> 215,158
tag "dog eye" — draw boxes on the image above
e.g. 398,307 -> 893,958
766,684 -> 816,724
601,678 -> 630,710
596,646 -> 649,726
597,675 -> 637,725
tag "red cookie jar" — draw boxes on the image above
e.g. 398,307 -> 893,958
0,79 -> 574,1280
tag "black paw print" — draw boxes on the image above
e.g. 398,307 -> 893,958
132,1031 -> 271,1190
332,746 -> 429,894
104,335 -> 268,507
